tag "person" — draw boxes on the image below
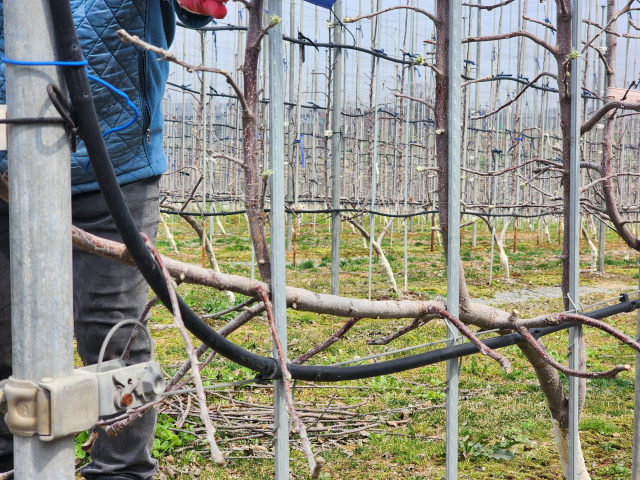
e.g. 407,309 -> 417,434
0,0 -> 228,478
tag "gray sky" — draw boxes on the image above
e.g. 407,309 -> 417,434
165,1 -> 639,120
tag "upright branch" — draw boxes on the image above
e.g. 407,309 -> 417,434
142,233 -> 226,467
255,285 -> 325,479
239,0 -> 273,282
249,14 -> 281,51
581,0 -> 638,54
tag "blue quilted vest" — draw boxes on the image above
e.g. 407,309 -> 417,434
0,0 -> 193,194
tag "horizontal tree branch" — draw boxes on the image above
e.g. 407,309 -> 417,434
581,100 -> 640,134
523,15 -> 556,32
344,5 -> 436,24
394,92 -> 435,111
470,72 -> 557,121
462,0 -> 515,11
463,31 -> 557,56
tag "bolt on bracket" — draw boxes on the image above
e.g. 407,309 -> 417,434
0,360 -> 165,441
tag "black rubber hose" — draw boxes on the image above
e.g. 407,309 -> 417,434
288,298 -> 640,381
47,0 -> 640,383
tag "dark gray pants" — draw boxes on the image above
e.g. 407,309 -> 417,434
0,176 -> 161,480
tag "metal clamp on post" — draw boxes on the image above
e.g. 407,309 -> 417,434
0,372 -> 98,441
0,320 -> 166,441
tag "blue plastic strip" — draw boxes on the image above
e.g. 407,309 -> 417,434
303,0 -> 336,8
1,57 -> 140,172
2,58 -> 88,67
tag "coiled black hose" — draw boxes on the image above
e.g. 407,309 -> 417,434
47,0 -> 640,382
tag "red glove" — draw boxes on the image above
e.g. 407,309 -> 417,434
178,0 -> 229,19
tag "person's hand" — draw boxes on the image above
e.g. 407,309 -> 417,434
177,0 -> 229,19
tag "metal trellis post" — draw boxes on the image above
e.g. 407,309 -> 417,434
368,55 -> 380,302
403,0 -> 414,293
446,0 -> 462,479
331,0 -> 343,296
633,259 -> 640,477
268,0 -> 289,477
568,0 -> 583,478
6,0 -> 75,477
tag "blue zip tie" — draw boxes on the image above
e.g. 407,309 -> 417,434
1,57 -> 140,173
2,58 -> 88,67
85,71 -> 139,137
84,71 -> 139,171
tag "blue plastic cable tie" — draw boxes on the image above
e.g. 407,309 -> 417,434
2,58 -> 88,67
1,58 -> 139,173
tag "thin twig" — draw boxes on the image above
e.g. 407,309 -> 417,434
394,92 -> 435,111
344,5 -> 436,24
202,297 -> 257,319
581,0 -> 637,54
292,318 -> 361,364
142,233 -> 225,466
255,284 -> 325,479
209,152 -> 246,168
121,294 -> 159,361
367,317 -> 434,346
523,15 -> 556,32
175,395 -> 192,429
117,29 -> 253,120
470,73 -> 557,121
462,0 -> 515,11
428,305 -> 512,374
515,325 -> 629,379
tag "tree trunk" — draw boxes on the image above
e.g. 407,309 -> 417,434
242,0 -> 272,282
553,421 -> 590,480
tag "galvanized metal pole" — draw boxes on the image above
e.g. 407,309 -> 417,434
403,0 -> 414,293
330,0 -> 343,296
6,0 -> 74,478
181,38 -> 187,201
368,56 -> 380,302
267,1 -> 289,478
634,259 -> 640,477
567,0 -> 583,478
446,0 -> 462,478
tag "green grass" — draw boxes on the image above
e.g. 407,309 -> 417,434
110,212 -> 640,479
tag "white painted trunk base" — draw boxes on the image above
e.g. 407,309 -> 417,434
552,420 -> 591,480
